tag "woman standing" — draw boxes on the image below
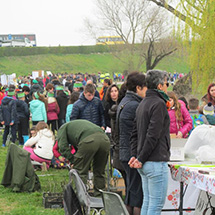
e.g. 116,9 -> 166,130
30,92 -> 47,125
47,91 -> 60,135
129,70 -> 170,215
167,91 -> 192,138
104,84 -> 119,128
118,71 -> 147,215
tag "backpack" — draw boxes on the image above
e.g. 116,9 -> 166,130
63,184 -> 83,215
190,114 -> 204,134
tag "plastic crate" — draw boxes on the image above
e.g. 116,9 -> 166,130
43,192 -> 64,209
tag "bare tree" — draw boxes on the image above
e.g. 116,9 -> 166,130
86,0 -> 177,72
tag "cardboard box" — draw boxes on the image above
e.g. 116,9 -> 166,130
110,178 -> 125,196
170,138 -> 187,161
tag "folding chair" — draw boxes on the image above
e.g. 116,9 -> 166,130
99,189 -> 129,215
69,169 -> 104,215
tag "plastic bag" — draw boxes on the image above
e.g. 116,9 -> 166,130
184,124 -> 215,161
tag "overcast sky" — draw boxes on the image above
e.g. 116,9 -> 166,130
1,0 -> 97,46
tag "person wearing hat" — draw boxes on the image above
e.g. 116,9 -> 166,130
73,82 -> 84,93
29,79 -> 44,98
0,89 -> 18,147
203,102 -> 215,125
16,92 -> 30,145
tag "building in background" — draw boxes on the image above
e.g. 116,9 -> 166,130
0,34 -> 36,47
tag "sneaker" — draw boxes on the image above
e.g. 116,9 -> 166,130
2,144 -> 6,147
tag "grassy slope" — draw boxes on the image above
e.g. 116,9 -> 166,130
0,52 -> 190,76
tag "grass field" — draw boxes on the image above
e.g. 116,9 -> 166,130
0,142 -> 68,215
0,52 -> 190,76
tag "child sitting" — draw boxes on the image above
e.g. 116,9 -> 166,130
188,98 -> 209,133
23,122 -> 55,169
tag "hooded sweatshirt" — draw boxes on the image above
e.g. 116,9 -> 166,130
24,128 -> 54,160
30,99 -> 47,123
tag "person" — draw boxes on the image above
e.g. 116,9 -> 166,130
207,83 -> 215,106
30,92 -> 47,125
73,82 -> 84,93
65,91 -> 80,122
129,69 -> 171,215
29,79 -> 44,98
56,85 -> 69,128
29,126 -> 36,138
188,98 -> 209,133
167,91 -> 192,138
117,71 -> 147,215
23,122 -> 55,168
22,85 -> 30,105
47,91 -> 60,135
203,102 -> 215,125
104,84 -> 119,128
70,83 -> 105,129
99,78 -> 111,102
0,90 -> 18,147
178,96 -> 189,111
86,79 -> 100,99
108,84 -> 127,187
57,120 -> 110,196
0,85 -> 6,105
16,92 -> 30,145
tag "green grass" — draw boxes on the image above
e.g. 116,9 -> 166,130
0,143 -> 68,215
0,52 -> 190,76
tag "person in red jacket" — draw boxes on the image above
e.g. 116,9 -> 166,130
51,140 -> 74,169
167,91 -> 192,138
47,92 -> 60,135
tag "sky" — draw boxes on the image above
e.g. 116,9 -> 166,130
0,0 -> 97,46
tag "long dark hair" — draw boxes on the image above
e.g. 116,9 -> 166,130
68,91 -> 80,105
105,84 -> 119,103
207,83 -> 215,105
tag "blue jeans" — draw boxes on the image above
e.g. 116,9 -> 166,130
138,161 -> 168,215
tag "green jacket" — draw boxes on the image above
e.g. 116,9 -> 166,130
1,143 -> 41,192
58,120 -> 104,163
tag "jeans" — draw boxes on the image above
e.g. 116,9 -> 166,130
138,161 -> 168,215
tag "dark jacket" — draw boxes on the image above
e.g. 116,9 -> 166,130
117,91 -> 142,162
109,104 -> 124,171
0,97 -> 17,125
16,99 -> 30,122
56,92 -> 69,120
1,143 -> 41,192
104,100 -> 116,128
70,93 -> 105,128
30,83 -> 43,97
130,89 -> 170,164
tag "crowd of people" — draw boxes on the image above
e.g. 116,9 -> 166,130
0,70 -> 215,214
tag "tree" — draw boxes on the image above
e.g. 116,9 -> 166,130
86,0 -> 177,72
149,0 -> 215,93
